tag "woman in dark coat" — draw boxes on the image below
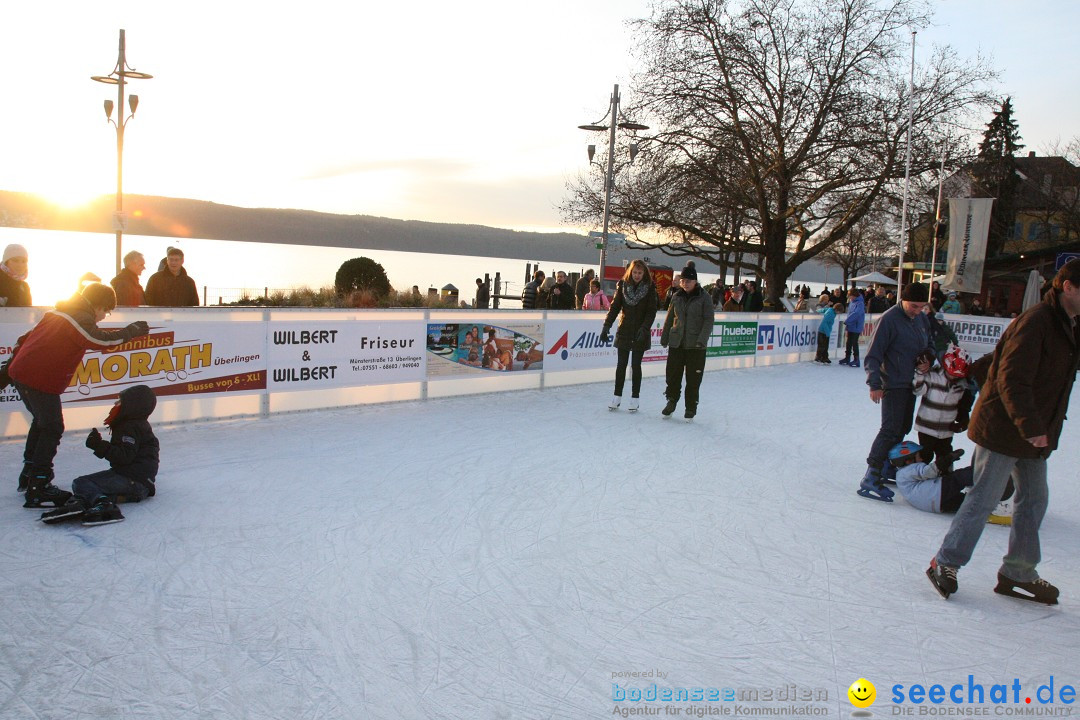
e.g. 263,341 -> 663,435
600,260 -> 658,412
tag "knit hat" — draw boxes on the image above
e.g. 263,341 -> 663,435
2,244 -> 27,263
680,261 -> 698,281
901,282 -> 929,302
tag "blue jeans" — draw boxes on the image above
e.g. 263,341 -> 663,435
72,469 -> 151,504
865,388 -> 916,472
936,445 -> 1048,582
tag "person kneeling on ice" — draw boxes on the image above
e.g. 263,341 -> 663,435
40,385 -> 159,526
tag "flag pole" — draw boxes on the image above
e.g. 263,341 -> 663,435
896,30 -> 916,290
930,145 -> 947,283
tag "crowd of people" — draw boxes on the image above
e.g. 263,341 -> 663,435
0,243 -> 200,310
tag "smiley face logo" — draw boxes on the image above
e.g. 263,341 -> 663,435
848,678 -> 876,708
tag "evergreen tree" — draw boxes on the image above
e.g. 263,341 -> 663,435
974,97 -> 1024,257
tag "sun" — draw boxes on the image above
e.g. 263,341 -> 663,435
34,185 -> 105,210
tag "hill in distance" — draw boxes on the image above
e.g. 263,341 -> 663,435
0,190 -> 598,264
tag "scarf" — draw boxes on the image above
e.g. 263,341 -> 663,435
621,281 -> 650,307
1,262 -> 27,282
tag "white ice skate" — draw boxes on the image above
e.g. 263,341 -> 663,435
988,498 -> 1013,526
608,395 -> 621,411
627,397 -> 639,412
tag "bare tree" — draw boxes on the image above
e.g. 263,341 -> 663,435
821,212 -> 898,287
563,0 -> 995,303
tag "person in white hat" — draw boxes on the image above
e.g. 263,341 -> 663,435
0,244 -> 32,307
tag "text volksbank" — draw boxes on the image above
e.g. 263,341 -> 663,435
757,324 -> 816,349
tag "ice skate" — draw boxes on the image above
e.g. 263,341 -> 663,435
16,466 -> 30,494
81,498 -> 124,526
856,472 -> 894,502
40,498 -> 87,525
994,573 -> 1058,605
838,358 -> 850,366
684,406 -> 696,422
926,558 -> 958,599
23,474 -> 72,509
661,398 -> 677,418
627,397 -> 639,413
608,395 -> 621,411
848,359 -> 860,368
988,498 -> 1013,526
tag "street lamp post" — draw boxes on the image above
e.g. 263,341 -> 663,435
578,84 -> 648,288
92,29 -> 152,277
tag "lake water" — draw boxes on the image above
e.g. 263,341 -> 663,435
0,226 -> 832,308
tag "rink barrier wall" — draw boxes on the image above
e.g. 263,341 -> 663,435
0,307 -> 1011,439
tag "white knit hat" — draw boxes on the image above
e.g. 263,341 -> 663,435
2,244 -> 28,263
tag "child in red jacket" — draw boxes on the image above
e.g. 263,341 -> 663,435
2,283 -> 148,507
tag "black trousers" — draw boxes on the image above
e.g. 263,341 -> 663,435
815,332 -> 831,362
844,331 -> 861,361
13,381 -> 64,476
665,347 -> 706,409
614,345 -> 645,398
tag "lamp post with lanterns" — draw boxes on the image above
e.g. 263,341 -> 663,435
92,29 -> 152,277
578,83 -> 648,288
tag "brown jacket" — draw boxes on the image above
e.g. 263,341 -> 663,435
968,288 -> 1080,458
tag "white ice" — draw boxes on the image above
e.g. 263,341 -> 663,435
2,362 -> 1078,719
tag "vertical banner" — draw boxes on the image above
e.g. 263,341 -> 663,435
943,198 -> 994,293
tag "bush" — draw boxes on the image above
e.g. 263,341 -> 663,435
335,257 -> 391,299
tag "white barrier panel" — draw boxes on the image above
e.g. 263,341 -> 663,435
267,319 -> 426,389
0,306 -> 888,437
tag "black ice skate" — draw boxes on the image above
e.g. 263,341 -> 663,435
40,498 -> 87,525
926,558 -> 958,599
661,398 -> 678,418
23,474 -> 72,509
81,499 -> 125,526
684,406 -> 696,422
994,573 -> 1059,605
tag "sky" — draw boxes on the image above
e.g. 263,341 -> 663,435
1,0 -> 1079,237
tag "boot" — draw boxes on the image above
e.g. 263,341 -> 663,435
81,497 -> 125,526
608,395 -> 621,411
849,357 -> 860,368
661,398 -> 678,417
684,405 -> 696,422
23,473 -> 72,509
926,558 -> 958,599
627,397 -> 640,413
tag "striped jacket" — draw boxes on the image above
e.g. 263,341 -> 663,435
912,367 -> 967,439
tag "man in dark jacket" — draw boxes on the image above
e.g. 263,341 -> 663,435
549,271 -> 575,310
746,281 -> 764,312
41,384 -> 160,525
574,270 -> 594,309
520,270 -> 544,310
0,243 -> 32,307
867,285 -> 891,314
474,278 -> 489,309
928,259 -> 1080,604
145,247 -> 199,307
110,250 -> 147,307
857,282 -> 933,501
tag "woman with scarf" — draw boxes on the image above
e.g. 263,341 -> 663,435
600,260 -> 658,412
0,244 -> 32,307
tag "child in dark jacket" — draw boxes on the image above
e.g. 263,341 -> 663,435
40,384 -> 159,526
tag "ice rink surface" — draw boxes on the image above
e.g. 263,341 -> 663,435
2,362 -> 1078,719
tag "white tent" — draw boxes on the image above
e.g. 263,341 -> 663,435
1022,269 -> 1043,311
849,271 -> 898,286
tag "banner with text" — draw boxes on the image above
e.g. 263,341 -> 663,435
1,320 -> 267,405
754,316 -> 820,357
267,321 -> 426,390
943,197 -> 994,294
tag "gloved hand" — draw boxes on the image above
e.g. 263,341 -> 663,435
124,321 -> 150,339
635,327 -> 648,345
600,327 -> 611,344
85,428 -> 104,451
950,415 -> 969,433
935,448 -> 965,474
